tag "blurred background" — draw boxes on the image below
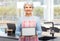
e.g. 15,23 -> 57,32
0,0 -> 60,38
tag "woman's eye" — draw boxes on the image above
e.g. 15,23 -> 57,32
29,7 -> 32,8
25,7 -> 32,8
25,7 -> 28,8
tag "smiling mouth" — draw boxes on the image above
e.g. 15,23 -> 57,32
26,10 -> 31,11
27,9 -> 32,10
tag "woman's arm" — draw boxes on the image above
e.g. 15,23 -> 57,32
36,17 -> 42,38
15,18 -> 21,37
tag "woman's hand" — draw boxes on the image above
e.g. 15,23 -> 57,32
32,35 -> 36,38
31,35 -> 37,38
32,34 -> 37,38
20,36 -> 24,38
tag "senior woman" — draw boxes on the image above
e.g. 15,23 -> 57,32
15,2 -> 42,41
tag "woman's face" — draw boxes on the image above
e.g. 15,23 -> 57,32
24,4 -> 33,14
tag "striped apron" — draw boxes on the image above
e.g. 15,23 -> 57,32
19,20 -> 39,41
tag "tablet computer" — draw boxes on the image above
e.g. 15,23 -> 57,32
21,27 -> 36,36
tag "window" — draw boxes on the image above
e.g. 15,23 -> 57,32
54,0 -> 60,19
0,0 -> 17,21
54,0 -> 60,5
0,0 -> 46,20
54,7 -> 60,19
33,7 -> 44,19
